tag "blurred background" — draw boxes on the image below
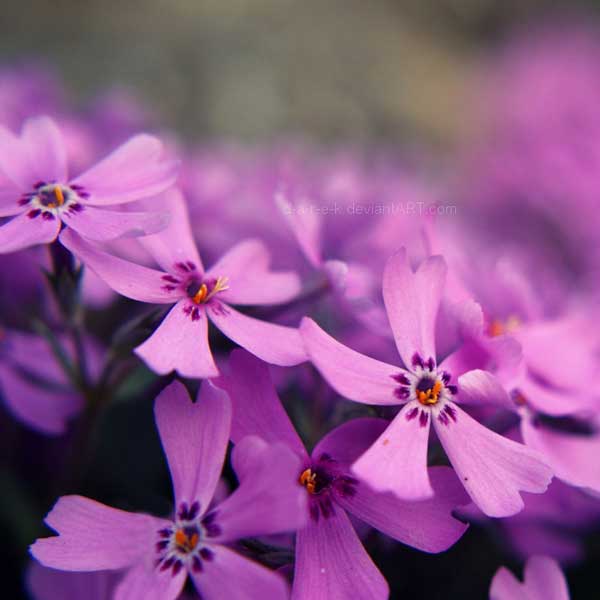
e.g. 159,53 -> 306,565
1,0 -> 596,145
2,1 -> 600,598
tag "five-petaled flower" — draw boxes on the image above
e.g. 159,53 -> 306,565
217,349 -> 469,600
30,380 -> 307,600
60,190 -> 307,378
301,249 -> 554,517
0,116 -> 178,253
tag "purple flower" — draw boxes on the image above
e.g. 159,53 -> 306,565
30,380 -> 306,600
60,190 -> 306,378
217,349 -> 469,600
0,116 -> 178,253
301,249 -> 553,517
0,327 -> 103,435
490,555 -> 570,600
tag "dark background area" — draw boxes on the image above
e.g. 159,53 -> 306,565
1,1 -> 600,598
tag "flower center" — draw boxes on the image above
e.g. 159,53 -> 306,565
186,276 -> 229,305
299,468 -> 318,494
415,376 -> 443,406
155,502 -> 220,578
299,455 -> 358,522
20,182 -> 86,220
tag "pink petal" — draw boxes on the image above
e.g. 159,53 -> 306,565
352,402 -> 434,501
0,123 -> 33,188
293,508 -> 388,600
114,563 -> 186,600
433,403 -> 553,517
489,567 -> 527,600
0,365 -> 82,435
206,238 -> 300,306
215,349 -> 306,455
0,212 -> 60,254
60,229 -> 175,303
22,116 -> 68,183
135,301 -> 218,378
209,303 -> 306,366
517,376 -> 591,417
300,317 -> 399,405
453,369 -> 514,409
521,417 -> 600,492
522,556 -> 570,600
212,436 -> 306,543
191,545 -> 290,600
490,556 -> 569,600
62,205 -> 170,242
312,417 -> 388,464
138,189 -> 203,272
71,134 -> 178,205
0,176 -> 23,216
382,249 -> 447,368
30,495 -> 158,570
338,466 -> 468,553
154,380 -> 231,510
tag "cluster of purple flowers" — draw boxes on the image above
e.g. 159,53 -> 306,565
2,21 -> 600,600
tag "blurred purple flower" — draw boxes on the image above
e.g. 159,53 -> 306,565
490,555 -> 570,600
217,349 -> 469,600
0,116 -> 177,253
60,190 -> 306,378
302,249 -> 553,516
30,380 -> 306,600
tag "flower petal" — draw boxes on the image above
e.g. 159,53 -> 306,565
154,380 -> 231,510
338,466 -> 468,553
312,417 -> 388,464
490,556 -> 569,600
352,402 -> 434,501
212,436 -> 306,543
300,317 -> 399,405
293,507 -> 388,600
0,117 -> 67,188
0,176 -> 23,216
453,369 -> 514,409
62,205 -> 170,242
206,238 -> 300,306
22,116 -> 68,183
382,249 -> 446,368
0,365 -> 82,435
137,189 -> 203,272
522,556 -> 570,600
208,303 -> 306,366
0,212 -> 60,254
30,496 -> 158,570
71,134 -> 178,205
135,301 -> 218,378
59,229 -> 175,303
191,545 -> 290,600
215,349 -> 306,455
114,563 -> 186,600
433,403 -> 553,517
521,417 -> 600,492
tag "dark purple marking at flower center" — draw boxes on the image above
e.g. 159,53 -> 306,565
155,501 -> 218,578
299,453 -> 358,522
21,181 -> 87,220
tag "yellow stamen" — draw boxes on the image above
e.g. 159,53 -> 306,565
488,315 -> 520,337
417,380 -> 443,406
191,276 -> 230,305
299,468 -> 317,494
193,283 -> 208,304
54,185 -> 65,206
174,529 -> 199,552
